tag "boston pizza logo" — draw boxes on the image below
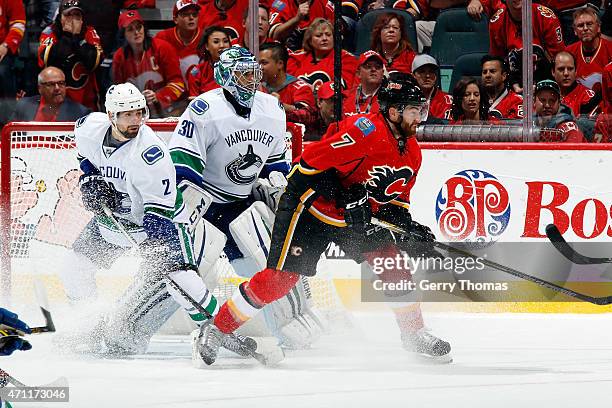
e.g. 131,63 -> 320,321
435,169 -> 511,243
366,165 -> 414,203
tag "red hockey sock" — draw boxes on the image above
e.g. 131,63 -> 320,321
214,268 -> 300,334
392,303 -> 424,334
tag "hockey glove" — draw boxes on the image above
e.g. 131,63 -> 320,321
341,184 -> 371,233
377,205 -> 438,258
79,174 -> 119,215
252,171 -> 288,211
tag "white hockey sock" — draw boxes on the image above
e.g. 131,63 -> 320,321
167,269 -> 219,323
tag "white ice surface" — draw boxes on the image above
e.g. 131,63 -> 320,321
4,312 -> 612,408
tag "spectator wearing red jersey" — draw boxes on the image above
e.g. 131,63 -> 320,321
259,41 -> 317,130
412,54 -> 453,120
240,5 -> 271,49
186,26 -> 230,97
38,0 -> 103,111
112,10 -> 186,118
286,18 -> 358,90
450,77 -> 491,124
552,51 -> 601,118
10,66 -> 91,122
155,0 -> 203,82
343,50 -> 385,116
565,7 -> 612,92
489,0 -> 565,93
370,12 -> 416,75
481,54 -> 523,120
539,0 -> 591,45
198,0 -> 248,43
534,79 -> 586,143
269,0 -> 334,51
0,0 -> 25,124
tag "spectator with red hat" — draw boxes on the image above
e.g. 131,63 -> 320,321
155,0 -> 203,82
112,9 -> 186,118
38,0 -> 103,111
306,80 -> 342,141
412,54 -> 453,120
0,0 -> 25,124
343,50 -> 385,116
186,25 -> 231,97
260,41 -> 317,130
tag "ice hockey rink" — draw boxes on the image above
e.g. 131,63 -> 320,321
3,310 -> 612,408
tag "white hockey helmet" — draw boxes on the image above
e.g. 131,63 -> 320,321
105,83 -> 149,128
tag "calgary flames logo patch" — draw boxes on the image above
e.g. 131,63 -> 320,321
366,165 -> 414,204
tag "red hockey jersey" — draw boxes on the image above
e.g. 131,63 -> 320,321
295,113 -> 421,226
342,85 -> 380,116
39,26 -> 103,111
566,38 -> 612,92
602,62 -> 612,115
197,0 -> 247,43
428,88 -> 452,120
384,49 -> 416,75
269,0 -> 334,38
267,76 -> 317,127
0,0 -> 25,54
186,60 -> 219,97
561,82 -> 600,117
489,3 -> 564,61
539,0 -> 587,12
154,27 -> 203,82
287,49 -> 358,90
112,38 -> 185,109
489,89 -> 523,119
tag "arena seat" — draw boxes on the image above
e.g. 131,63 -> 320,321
448,52 -> 487,93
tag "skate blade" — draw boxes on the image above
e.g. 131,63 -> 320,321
190,329 -> 208,369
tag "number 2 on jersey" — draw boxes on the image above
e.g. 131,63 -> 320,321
162,179 -> 171,195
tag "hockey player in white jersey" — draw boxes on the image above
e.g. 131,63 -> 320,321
170,47 -> 326,355
61,83 -> 255,356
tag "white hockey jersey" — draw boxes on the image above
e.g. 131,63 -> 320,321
75,113 -> 177,246
168,89 -> 287,208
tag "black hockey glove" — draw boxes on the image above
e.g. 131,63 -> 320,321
377,204 -> 438,258
79,174 -> 119,215
341,183 -> 371,234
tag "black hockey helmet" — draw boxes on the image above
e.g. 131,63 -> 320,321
378,72 -> 427,114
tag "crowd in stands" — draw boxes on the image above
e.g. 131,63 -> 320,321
0,0 -> 610,142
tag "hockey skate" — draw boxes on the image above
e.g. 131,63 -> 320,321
401,328 -> 452,363
192,321 -> 225,366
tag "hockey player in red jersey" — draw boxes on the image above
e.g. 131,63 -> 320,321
38,0 -> 103,111
112,10 -> 186,117
552,51 -> 601,118
481,55 -> 523,120
154,0 -> 203,82
534,79 -> 586,143
565,7 -> 612,93
197,72 -> 453,365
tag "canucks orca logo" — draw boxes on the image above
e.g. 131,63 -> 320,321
366,165 -> 414,203
225,144 -> 263,185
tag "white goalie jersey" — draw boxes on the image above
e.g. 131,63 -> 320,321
168,89 -> 288,211
75,112 -> 177,245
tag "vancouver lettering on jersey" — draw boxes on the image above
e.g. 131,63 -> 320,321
99,166 -> 126,181
224,129 -> 274,148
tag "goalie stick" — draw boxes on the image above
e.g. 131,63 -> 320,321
101,206 -> 283,365
370,218 -> 612,306
545,224 -> 612,265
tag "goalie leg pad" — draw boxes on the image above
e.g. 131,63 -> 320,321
192,219 -> 227,291
229,201 -> 275,276
174,180 -> 213,236
58,250 -> 99,303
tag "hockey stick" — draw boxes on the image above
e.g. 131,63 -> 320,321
545,224 -> 612,265
370,218 -> 612,306
0,368 -> 67,389
101,206 -> 282,365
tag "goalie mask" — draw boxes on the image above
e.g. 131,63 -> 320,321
105,83 -> 149,138
214,46 -> 263,109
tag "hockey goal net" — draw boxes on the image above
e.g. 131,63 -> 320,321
0,121 -> 347,321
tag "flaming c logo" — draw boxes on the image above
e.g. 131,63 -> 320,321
366,165 -> 414,204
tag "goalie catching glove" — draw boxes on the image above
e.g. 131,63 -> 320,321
79,174 -> 120,215
251,171 -> 288,211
